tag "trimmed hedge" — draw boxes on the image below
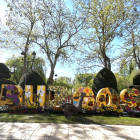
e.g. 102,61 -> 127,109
133,74 -> 140,85
92,68 -> 118,95
0,63 -> 11,79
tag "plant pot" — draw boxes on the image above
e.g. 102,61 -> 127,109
9,111 -> 12,113
88,104 -> 93,106
112,113 -> 118,116
101,113 -> 104,116
86,111 -> 89,114
92,111 -> 97,115
73,97 -> 79,99
105,112 -> 111,115
33,110 -> 36,114
45,111 -> 50,113
129,114 -> 135,117
28,110 -> 32,113
80,112 -> 83,115
32,110 -> 36,114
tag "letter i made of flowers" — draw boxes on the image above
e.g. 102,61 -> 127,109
25,85 -> 34,105
37,85 -> 46,106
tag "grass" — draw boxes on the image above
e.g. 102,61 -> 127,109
0,113 -> 140,125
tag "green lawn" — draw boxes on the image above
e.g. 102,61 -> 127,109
0,113 -> 140,125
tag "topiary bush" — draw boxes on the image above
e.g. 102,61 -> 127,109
0,63 -> 11,79
0,63 -> 16,93
133,74 -> 140,85
128,73 -> 140,91
92,68 -> 118,96
18,70 -> 48,94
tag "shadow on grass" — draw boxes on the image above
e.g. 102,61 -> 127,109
1,112 -> 140,125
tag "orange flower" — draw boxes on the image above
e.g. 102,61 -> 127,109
84,87 -> 90,94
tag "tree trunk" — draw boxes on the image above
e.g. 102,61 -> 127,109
22,23 -> 34,75
47,65 -> 55,86
132,29 -> 140,70
106,57 -> 111,70
23,47 -> 27,75
13,68 -> 18,84
104,55 -> 111,70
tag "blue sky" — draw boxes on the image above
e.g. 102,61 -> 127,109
0,0 -> 124,81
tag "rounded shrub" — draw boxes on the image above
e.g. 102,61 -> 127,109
0,63 -> 11,79
133,74 -> 140,85
92,68 -> 118,96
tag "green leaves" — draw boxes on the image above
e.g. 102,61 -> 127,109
5,55 -> 47,84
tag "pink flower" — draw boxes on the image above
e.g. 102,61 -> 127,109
99,98 -> 102,101
126,106 -> 130,110
129,96 -> 133,100
124,97 -> 127,100
78,88 -> 83,93
132,100 -> 135,104
135,90 -> 139,95
113,99 -> 117,102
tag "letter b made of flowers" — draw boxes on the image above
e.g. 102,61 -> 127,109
4,84 -> 23,106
